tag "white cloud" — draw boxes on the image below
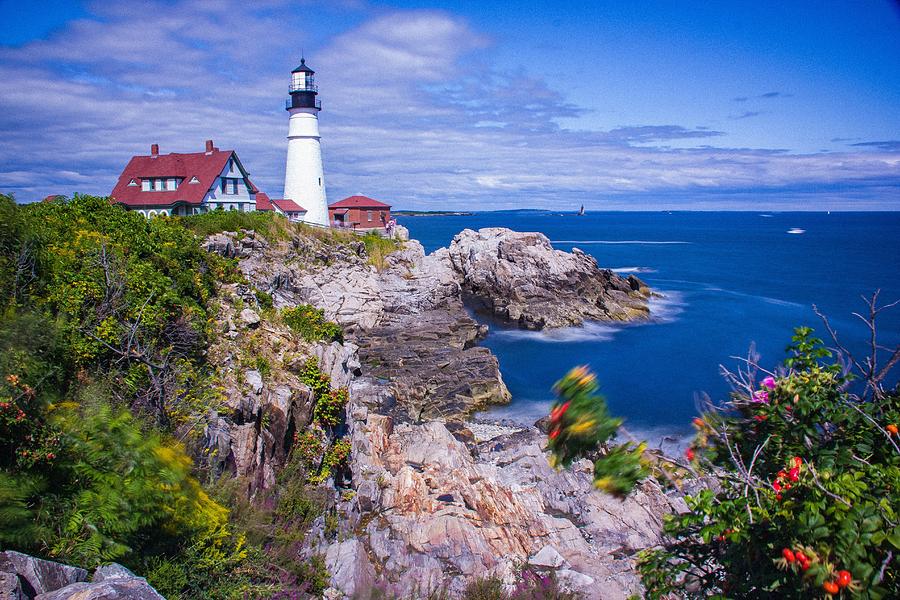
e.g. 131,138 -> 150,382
0,0 -> 897,209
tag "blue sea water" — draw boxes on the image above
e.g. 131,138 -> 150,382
396,211 -> 900,448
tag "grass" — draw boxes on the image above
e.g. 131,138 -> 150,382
181,209 -> 294,242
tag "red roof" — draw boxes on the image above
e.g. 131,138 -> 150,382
255,191 -> 274,211
329,195 -> 391,209
110,148 -> 259,207
273,199 -> 305,213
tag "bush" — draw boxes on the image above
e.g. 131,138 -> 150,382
638,326 -> 900,599
181,209 -> 293,242
281,304 -> 343,343
361,231 -> 401,271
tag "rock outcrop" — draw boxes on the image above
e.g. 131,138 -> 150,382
330,382 -> 684,599
446,228 -> 651,329
200,225 -> 671,597
0,553 -> 161,600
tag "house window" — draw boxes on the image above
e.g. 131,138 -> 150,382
367,211 -> 373,221
222,178 -> 238,194
128,179 -> 137,187
142,179 -> 151,191
167,178 -> 177,191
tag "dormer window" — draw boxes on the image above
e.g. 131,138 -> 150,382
128,179 -> 138,187
189,176 -> 200,184
140,178 -> 180,191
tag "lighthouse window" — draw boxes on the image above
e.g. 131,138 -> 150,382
318,178 -> 322,186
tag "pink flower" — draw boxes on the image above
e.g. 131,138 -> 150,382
752,390 -> 770,404
762,376 -> 776,390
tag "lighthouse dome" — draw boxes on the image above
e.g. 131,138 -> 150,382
291,58 -> 315,74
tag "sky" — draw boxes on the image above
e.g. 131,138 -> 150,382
0,0 -> 898,210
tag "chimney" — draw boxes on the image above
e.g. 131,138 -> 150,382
205,140 -> 214,154
150,143 -> 159,157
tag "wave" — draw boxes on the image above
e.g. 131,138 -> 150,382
488,290 -> 686,344
610,266 -> 658,274
552,240 -> 691,245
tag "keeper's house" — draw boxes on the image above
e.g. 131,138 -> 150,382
255,192 -> 307,222
110,140 -> 259,217
328,195 -> 391,230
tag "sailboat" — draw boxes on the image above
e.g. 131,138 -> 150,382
578,205 -> 585,216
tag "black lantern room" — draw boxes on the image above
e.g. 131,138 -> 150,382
286,58 -> 321,111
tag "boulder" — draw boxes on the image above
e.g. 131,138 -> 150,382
0,551 -> 87,598
239,308 -> 260,328
445,227 -> 651,329
35,579 -> 164,600
0,571 -> 23,600
91,564 -> 136,583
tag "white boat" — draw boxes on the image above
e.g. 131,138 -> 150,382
578,205 -> 585,216
787,228 -> 805,234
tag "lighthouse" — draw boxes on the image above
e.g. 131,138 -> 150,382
284,58 -> 328,227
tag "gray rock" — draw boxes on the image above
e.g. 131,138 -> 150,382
91,563 -> 136,582
324,539 -> 376,599
0,571 -> 23,600
35,579 -> 164,600
0,551 -> 87,597
445,227 -> 651,329
244,369 -> 264,394
529,545 -> 569,569
239,308 -> 260,328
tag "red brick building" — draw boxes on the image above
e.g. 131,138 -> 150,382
328,195 -> 391,230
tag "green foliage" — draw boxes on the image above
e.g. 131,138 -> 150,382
639,328 -> 900,599
281,303 -> 343,343
181,209 -> 293,242
547,366 -> 648,497
361,231 -> 401,271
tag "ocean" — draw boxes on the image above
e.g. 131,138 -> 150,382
396,211 -> 900,450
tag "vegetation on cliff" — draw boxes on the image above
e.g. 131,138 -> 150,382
0,194 -> 347,597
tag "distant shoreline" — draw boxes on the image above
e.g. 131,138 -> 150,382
393,210 -> 474,217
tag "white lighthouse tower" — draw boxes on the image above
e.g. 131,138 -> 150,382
284,58 -> 328,227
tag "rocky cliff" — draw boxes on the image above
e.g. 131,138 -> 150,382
201,226 -> 675,599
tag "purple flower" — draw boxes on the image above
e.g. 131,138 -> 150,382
762,376 -> 776,390
752,390 -> 770,404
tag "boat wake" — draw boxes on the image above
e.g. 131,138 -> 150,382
552,240 -> 691,245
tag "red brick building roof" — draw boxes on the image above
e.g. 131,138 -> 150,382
329,195 -> 391,209
110,142 -> 258,207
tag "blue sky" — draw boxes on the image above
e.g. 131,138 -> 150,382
0,0 -> 898,209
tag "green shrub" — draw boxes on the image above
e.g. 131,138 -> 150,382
361,231 -> 401,271
638,327 -> 900,599
281,304 -> 343,343
181,209 -> 293,242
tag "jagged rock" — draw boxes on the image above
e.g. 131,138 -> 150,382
239,308 -> 260,328
35,579 -> 164,599
0,551 -> 87,598
445,227 -> 651,329
91,564 -> 136,582
244,369 -> 263,395
324,539 -> 377,600
529,545 -> 569,569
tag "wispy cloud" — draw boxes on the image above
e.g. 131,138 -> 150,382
0,0 -> 897,209
851,140 -> 900,151
729,111 -> 762,120
733,91 -> 792,102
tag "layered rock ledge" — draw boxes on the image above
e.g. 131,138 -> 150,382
446,228 -> 651,330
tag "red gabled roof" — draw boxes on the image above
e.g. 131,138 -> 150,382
256,191 -> 274,211
273,199 -> 305,213
329,195 -> 391,209
110,148 -> 259,207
